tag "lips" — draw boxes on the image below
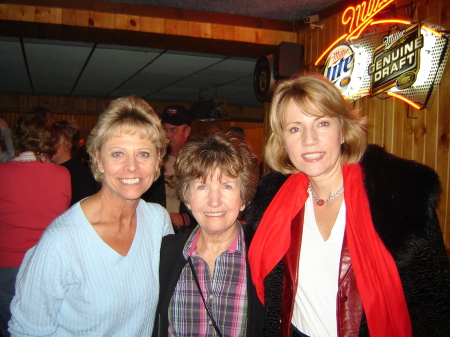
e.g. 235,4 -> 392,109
120,178 -> 141,184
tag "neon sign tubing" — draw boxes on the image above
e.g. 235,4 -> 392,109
422,25 -> 443,37
344,90 -> 370,100
314,34 -> 348,66
315,0 -> 395,65
387,92 -> 422,109
371,19 -> 411,25
342,0 -> 395,40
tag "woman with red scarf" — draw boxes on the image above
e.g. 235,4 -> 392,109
245,74 -> 450,337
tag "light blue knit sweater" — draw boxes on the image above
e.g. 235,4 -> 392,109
9,200 -> 173,336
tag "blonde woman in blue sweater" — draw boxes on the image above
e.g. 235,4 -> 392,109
9,96 -> 173,336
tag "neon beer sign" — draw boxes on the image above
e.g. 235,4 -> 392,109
316,0 -> 450,110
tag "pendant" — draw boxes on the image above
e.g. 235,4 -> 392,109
316,199 -> 325,206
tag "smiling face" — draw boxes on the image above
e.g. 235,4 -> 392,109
96,132 -> 159,202
186,169 -> 245,236
283,98 -> 344,181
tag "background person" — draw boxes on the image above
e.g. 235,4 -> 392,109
9,96 -> 173,336
142,104 -> 196,232
0,119 -> 15,162
227,126 -> 245,138
153,132 -> 264,337
245,74 -> 450,337
75,138 -> 91,168
0,108 -> 71,337
52,120 -> 98,206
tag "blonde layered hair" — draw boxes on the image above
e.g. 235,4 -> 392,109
87,96 -> 168,182
266,74 -> 368,174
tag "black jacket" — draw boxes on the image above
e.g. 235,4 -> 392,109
244,144 -> 450,337
153,231 -> 265,337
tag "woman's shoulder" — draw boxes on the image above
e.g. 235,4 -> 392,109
161,232 -> 190,247
138,201 -> 172,236
44,204 -> 86,235
29,205 -> 86,255
362,144 -> 440,201
243,171 -> 289,243
246,171 -> 289,214
0,160 -> 70,180
160,233 -> 190,262
139,200 -> 169,217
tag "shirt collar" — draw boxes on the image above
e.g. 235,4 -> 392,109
183,222 -> 245,259
12,151 -> 47,162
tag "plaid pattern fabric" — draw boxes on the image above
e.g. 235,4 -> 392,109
168,224 -> 248,337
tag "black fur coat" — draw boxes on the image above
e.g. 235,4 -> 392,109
244,144 -> 450,337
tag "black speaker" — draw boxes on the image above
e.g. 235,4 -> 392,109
253,55 -> 276,103
274,42 -> 303,80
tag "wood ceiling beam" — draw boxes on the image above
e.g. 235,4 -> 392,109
0,2 -> 296,58
0,19 -> 278,58
1,0 -> 294,31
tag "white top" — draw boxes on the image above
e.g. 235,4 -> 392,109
291,195 -> 346,337
9,200 -> 173,336
163,155 -> 179,213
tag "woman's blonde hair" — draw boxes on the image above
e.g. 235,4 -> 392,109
174,132 -> 260,207
87,96 -> 168,182
265,73 -> 368,174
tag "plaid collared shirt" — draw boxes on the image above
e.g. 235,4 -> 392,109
168,223 -> 248,337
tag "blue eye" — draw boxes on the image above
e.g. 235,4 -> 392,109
289,127 -> 299,133
197,184 -> 206,190
139,152 -> 150,158
112,152 -> 122,157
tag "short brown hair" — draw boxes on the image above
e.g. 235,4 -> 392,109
13,107 -> 58,161
87,96 -> 168,182
266,73 -> 368,174
174,132 -> 260,206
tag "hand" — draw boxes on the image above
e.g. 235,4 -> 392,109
169,213 -> 184,227
0,119 -> 9,130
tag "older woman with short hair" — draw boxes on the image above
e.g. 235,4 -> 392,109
9,96 -> 173,336
246,74 -> 450,337
153,131 -> 264,337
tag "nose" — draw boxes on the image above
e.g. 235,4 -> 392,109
124,155 -> 138,172
302,127 -> 318,145
207,188 -> 222,208
165,130 -> 175,140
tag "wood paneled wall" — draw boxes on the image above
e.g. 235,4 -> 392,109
296,0 -> 450,252
0,95 -> 265,160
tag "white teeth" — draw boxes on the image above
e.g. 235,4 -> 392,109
121,178 -> 141,184
302,153 -> 324,159
204,212 -> 226,216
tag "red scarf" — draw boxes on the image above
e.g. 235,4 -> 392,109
248,163 -> 412,337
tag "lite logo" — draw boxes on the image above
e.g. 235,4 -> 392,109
324,45 -> 354,92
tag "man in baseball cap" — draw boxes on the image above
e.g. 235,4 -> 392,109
142,104 -> 196,232
161,105 -> 191,127
161,105 -> 191,156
